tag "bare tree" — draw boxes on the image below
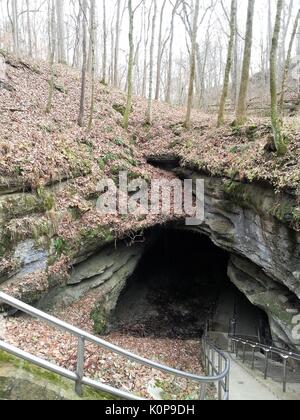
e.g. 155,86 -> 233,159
26,0 -> 33,57
124,0 -> 134,129
72,2 -> 82,68
114,0 -> 122,87
46,0 -> 56,114
88,0 -> 96,131
56,0 -> 67,64
78,0 -> 88,127
270,0 -> 286,155
124,0 -> 143,129
145,0 -> 157,125
217,0 -> 237,126
101,0 -> 108,84
185,0 -> 200,129
280,9 -> 300,114
166,0 -> 181,104
142,1 -> 153,98
235,0 -> 255,125
155,0 -> 167,101
9,0 -> 19,54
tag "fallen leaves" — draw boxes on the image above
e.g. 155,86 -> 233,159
3,291 -> 204,400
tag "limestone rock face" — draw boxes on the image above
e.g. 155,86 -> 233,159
228,255 -> 300,351
41,242 -> 144,333
177,171 -> 300,348
180,172 -> 300,299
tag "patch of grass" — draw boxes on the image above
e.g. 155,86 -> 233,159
53,237 -> 67,256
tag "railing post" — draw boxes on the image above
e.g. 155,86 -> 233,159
218,353 -> 223,400
251,346 -> 256,370
212,349 -> 216,375
200,383 -> 207,401
264,349 -> 270,380
203,340 -> 207,374
282,356 -> 288,393
242,342 -> 246,364
236,340 -> 239,358
75,336 -> 85,396
225,370 -> 230,401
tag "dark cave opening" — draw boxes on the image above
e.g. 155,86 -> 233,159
112,228 -> 271,341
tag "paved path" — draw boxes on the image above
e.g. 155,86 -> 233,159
228,353 -> 279,400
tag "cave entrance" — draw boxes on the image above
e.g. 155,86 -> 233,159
112,228 -> 270,342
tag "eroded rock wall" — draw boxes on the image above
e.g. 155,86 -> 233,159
177,170 -> 300,348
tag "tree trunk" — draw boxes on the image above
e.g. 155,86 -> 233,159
267,0 -> 272,71
46,0 -> 56,114
155,0 -> 167,101
235,0 -> 255,125
102,0 -> 107,84
78,0 -> 88,127
217,0 -> 237,126
72,6 -> 82,68
145,0 -> 157,125
124,0 -> 134,129
279,9 -> 300,115
56,0 -> 67,64
231,2 -> 239,107
26,0 -> 33,57
114,0 -> 121,87
88,0 -> 96,131
270,0 -> 286,155
166,0 -> 179,104
11,0 -> 19,54
185,0 -> 200,129
142,2 -> 152,98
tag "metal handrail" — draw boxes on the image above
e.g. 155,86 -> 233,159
230,335 -> 300,393
0,292 -> 230,400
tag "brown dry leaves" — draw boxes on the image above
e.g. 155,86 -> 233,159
5,291 -> 203,400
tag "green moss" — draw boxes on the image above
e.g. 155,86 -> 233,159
0,351 -> 115,400
112,104 -> 126,116
230,146 -> 239,154
62,145 -> 92,176
0,229 -> 13,257
37,187 -> 55,211
91,304 -> 109,335
98,158 -> 106,171
223,181 -> 253,208
113,137 -> 125,147
269,201 -> 300,229
53,237 -> 68,256
0,191 -> 55,222
69,226 -> 114,258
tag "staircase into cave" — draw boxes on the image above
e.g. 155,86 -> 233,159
0,292 -> 230,401
207,282 -> 268,351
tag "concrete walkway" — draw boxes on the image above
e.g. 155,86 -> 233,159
228,352 -> 300,400
228,353 -> 279,400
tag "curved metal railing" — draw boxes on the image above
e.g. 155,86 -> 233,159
230,335 -> 300,393
0,292 -> 230,400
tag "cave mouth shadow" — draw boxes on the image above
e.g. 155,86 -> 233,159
112,227 -> 269,341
